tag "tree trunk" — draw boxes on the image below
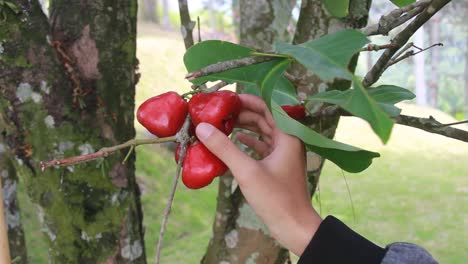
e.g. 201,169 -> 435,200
141,0 -> 159,24
414,26 -> 428,106
208,0 -> 217,31
0,1 -> 145,263
162,0 -> 170,29
0,144 -> 28,264
202,1 -> 371,263
465,33 -> 468,119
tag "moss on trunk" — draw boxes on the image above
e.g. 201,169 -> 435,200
0,0 -> 145,263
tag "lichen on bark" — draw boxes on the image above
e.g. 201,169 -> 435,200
1,0 -> 145,263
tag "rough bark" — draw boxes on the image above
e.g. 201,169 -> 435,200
0,0 -> 145,263
0,144 -> 28,264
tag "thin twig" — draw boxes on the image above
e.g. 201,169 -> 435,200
385,43 -> 443,69
362,0 -> 451,87
204,81 -> 229,93
40,136 -> 176,171
197,16 -> 201,43
439,119 -> 468,127
361,0 -> 431,36
185,56 -> 274,80
155,117 -> 191,264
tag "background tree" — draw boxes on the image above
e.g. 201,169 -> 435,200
0,0 -> 145,263
140,0 -> 159,24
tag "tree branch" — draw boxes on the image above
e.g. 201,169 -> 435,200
362,0 -> 452,87
178,0 -> 195,49
39,136 -> 177,171
361,0 -> 432,36
304,105 -> 468,143
394,115 -> 468,142
185,56 -> 275,81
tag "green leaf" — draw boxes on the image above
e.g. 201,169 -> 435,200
368,85 -> 415,117
323,0 -> 349,18
260,59 -> 291,108
183,40 -> 285,85
272,102 -> 379,173
272,76 -> 300,106
390,0 -> 416,7
307,79 -> 395,143
367,85 -> 415,104
274,30 -> 368,82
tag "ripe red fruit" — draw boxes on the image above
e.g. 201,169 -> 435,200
188,91 -> 241,135
137,91 -> 188,137
175,142 -> 228,189
281,105 -> 307,120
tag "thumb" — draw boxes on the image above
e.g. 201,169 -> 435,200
196,123 -> 253,172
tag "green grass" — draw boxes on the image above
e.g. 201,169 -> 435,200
17,24 -> 468,263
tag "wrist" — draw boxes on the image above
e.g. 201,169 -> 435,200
271,206 -> 322,256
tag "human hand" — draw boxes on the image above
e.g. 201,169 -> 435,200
195,94 -> 322,256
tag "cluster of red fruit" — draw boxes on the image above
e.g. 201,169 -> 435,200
137,91 -> 241,189
137,90 -> 307,189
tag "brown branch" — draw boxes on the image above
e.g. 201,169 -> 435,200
362,0 -> 452,87
185,56 -> 274,81
303,105 -> 468,143
360,43 -> 398,52
394,115 -> 468,142
155,116 -> 191,264
178,0 -> 195,49
361,0 -> 431,36
39,136 -> 177,171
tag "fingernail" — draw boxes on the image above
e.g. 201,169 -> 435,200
196,123 -> 215,140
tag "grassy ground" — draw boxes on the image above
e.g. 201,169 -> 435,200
18,24 -> 467,263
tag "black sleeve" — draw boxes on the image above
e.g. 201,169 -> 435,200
298,215 -> 387,264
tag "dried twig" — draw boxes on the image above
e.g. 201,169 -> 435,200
385,43 -> 443,69
155,117 -> 191,264
362,0 -> 451,87
40,136 -> 176,171
361,0 -> 431,36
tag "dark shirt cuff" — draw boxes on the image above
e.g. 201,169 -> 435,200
298,215 -> 386,264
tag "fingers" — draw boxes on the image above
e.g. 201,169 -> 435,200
239,94 -> 276,128
236,132 -> 271,158
236,110 -> 273,136
196,123 -> 256,174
